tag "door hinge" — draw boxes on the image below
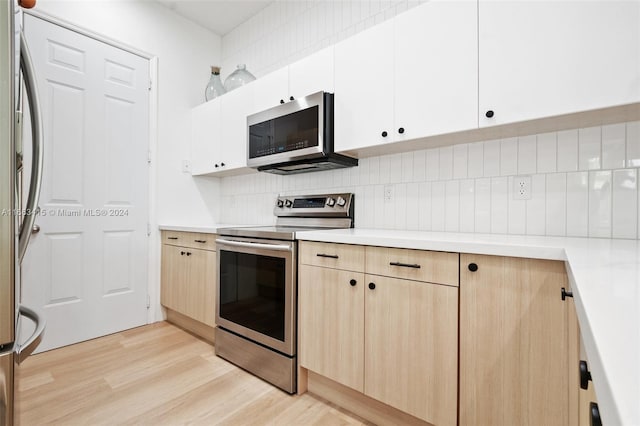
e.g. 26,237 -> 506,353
561,287 -> 573,301
147,150 -> 152,164
147,223 -> 151,236
148,79 -> 152,91
146,295 -> 150,309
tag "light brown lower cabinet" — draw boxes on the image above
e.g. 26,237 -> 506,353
459,253 -> 579,426
299,254 -> 458,426
161,231 -> 216,335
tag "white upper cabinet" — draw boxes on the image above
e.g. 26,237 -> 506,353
251,47 -> 336,115
191,83 -> 254,176
191,98 -> 220,175
289,46 -> 335,100
334,19 -> 395,152
251,67 -> 288,114
334,0 -> 478,153
394,0 -> 478,142
479,0 -> 640,127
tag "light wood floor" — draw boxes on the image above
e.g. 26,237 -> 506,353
16,322 -> 369,425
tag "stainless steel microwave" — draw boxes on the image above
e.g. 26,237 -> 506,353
247,91 -> 357,175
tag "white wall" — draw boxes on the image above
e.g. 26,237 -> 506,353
220,0 -> 640,239
36,0 -> 223,226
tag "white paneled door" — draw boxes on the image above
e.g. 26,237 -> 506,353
21,15 -> 150,352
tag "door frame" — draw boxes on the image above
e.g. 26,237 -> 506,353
22,9 -> 159,325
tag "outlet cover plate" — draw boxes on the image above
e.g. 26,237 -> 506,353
513,175 -> 532,200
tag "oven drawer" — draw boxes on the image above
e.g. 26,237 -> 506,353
162,231 -> 216,251
365,246 -> 458,287
299,241 -> 365,272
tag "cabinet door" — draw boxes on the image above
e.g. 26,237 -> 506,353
289,46 -> 335,99
251,67 -> 288,114
364,275 -> 458,426
479,1 -> 640,127
394,0 -> 477,141
334,19 -> 394,152
191,99 -> 221,175
459,254 -> 575,426
160,244 -> 183,311
183,248 -> 216,327
218,84 -> 254,172
298,265 -> 365,392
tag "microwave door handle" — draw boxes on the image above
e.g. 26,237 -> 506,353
215,238 -> 293,252
18,31 -> 44,263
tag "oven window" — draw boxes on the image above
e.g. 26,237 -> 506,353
219,250 -> 286,341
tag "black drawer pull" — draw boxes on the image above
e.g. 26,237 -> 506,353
368,282 -> 376,290
186,252 -> 192,256
350,279 -> 357,286
561,287 -> 574,300
316,253 -> 339,259
194,239 -> 207,243
580,360 -> 592,390
180,251 -> 185,255
390,261 -> 421,269
167,237 -> 178,240
590,402 -> 601,426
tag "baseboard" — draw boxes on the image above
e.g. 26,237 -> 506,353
165,309 -> 215,344
306,370 -> 431,426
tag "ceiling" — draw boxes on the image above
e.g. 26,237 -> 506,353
155,0 -> 273,36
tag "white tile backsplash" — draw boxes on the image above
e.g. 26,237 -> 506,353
219,1 -> 639,239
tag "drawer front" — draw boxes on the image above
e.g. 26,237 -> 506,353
299,241 -> 365,272
365,246 -> 458,286
162,230 -> 216,251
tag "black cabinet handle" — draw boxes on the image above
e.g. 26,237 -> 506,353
180,251 -> 185,255
350,279 -> 357,286
590,402 -> 602,426
485,110 -> 494,118
214,163 -> 219,168
186,252 -> 192,256
368,282 -> 376,290
580,360 -> 593,390
289,96 -> 294,101
381,131 -> 388,137
468,263 -> 478,272
561,287 -> 574,300
398,127 -> 405,134
316,253 -> 339,259
167,237 -> 178,240
389,261 -> 420,269
220,162 -> 225,167
280,99 -> 285,104
194,240 -> 206,243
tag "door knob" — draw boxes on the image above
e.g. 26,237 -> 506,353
31,224 -> 40,234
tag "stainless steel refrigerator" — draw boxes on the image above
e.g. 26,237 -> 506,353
1,1 -> 46,424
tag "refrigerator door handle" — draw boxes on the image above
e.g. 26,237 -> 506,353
17,31 -> 43,263
15,304 -> 45,364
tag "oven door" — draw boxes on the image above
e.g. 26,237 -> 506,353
215,236 -> 296,356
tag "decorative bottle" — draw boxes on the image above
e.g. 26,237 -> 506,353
223,64 -> 256,92
205,66 -> 226,101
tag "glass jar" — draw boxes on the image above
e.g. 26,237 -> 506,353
223,64 -> 256,92
205,66 -> 226,101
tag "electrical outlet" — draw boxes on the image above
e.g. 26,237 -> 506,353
181,160 -> 191,173
384,185 -> 394,202
513,175 -> 532,200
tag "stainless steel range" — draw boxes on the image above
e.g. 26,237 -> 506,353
215,193 -> 354,393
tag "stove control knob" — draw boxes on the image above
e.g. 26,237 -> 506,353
276,199 -> 284,208
285,199 -> 293,208
326,197 -> 336,207
336,196 -> 346,207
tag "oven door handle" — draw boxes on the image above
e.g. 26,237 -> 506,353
216,238 -> 293,252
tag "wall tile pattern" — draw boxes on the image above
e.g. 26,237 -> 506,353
220,122 -> 640,239
220,0 -> 426,80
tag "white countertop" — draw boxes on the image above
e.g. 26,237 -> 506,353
296,228 -> 640,426
158,223 -> 249,234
